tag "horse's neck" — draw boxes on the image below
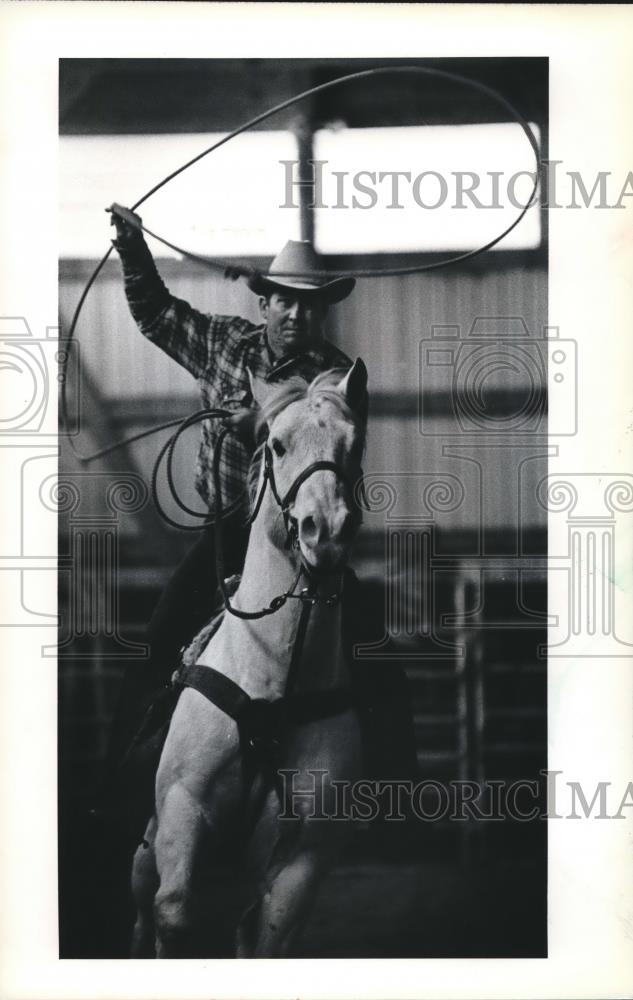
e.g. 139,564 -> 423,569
208,508 -> 347,701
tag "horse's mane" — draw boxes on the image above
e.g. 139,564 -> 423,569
247,367 -> 366,513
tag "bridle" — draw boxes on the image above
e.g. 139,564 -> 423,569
213,426 -> 359,621
146,403 -> 364,620
261,441 -> 355,546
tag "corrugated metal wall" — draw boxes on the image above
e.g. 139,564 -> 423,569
330,264 -> 548,533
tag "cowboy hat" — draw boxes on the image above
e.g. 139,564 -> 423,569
248,240 -> 355,304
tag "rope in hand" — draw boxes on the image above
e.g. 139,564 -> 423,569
150,408 -> 234,531
153,413 -> 319,620
60,63 -> 541,474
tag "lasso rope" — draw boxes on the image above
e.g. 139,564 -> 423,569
60,64 -> 541,471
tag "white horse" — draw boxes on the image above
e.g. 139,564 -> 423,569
131,358 -> 368,958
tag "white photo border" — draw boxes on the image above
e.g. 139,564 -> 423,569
1,3 -> 632,998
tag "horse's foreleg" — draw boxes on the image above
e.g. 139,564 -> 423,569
130,818 -> 159,958
238,845 -> 327,958
153,782 -> 207,958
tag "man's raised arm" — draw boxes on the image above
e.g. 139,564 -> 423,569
107,204 -> 213,380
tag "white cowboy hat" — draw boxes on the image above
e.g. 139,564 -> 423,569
248,240 -> 355,304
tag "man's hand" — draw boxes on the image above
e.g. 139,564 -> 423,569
223,407 -> 259,448
107,203 -> 143,245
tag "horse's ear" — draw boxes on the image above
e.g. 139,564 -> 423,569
337,358 -> 368,421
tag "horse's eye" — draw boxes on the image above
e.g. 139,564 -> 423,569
271,438 -> 286,458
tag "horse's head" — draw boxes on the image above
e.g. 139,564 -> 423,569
249,358 -> 368,574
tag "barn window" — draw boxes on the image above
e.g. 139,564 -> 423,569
312,123 -> 541,254
59,131 -> 301,259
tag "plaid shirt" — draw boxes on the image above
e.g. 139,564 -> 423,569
116,238 -> 352,511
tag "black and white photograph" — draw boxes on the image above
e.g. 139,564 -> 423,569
57,54 -> 549,960
1,3 -> 632,998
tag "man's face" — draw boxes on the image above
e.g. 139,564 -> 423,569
260,290 -> 329,358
